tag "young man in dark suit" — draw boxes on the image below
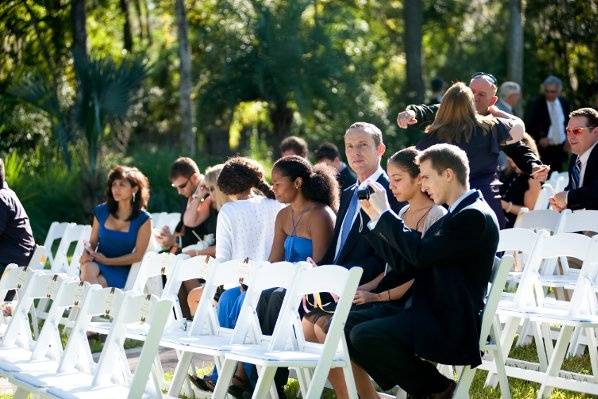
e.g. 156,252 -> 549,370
550,108 -> 598,211
346,143 -> 499,399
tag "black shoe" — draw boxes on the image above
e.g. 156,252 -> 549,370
188,374 -> 215,392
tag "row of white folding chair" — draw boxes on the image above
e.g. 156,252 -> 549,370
0,265 -> 173,399
490,233 -> 598,397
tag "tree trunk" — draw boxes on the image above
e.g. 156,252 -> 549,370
269,102 -> 293,147
403,0 -> 424,104
175,0 -> 195,156
70,0 -> 88,69
119,0 -> 134,52
507,0 -> 524,85
133,0 -> 144,42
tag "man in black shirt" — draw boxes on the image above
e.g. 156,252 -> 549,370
0,158 -> 35,272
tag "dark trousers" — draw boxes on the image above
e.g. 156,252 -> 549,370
255,287 -> 288,398
539,143 -> 567,172
344,303 -> 451,396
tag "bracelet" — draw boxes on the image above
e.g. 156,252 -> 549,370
506,201 -> 513,214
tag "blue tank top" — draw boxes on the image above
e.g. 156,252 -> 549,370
283,235 -> 313,262
93,203 -> 150,288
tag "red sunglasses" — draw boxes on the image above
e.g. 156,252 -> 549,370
566,126 -> 594,136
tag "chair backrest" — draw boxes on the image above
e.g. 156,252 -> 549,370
479,255 -> 514,345
229,261 -> 303,344
547,171 -> 560,187
0,264 -> 34,330
270,265 -> 362,352
42,222 -> 74,265
188,258 -> 259,337
533,184 -> 555,210
92,291 -> 173,396
161,212 -> 181,234
554,175 -> 568,192
514,208 -> 563,233
2,271 -> 74,349
150,212 -> 166,229
558,209 -> 598,234
27,245 -> 47,270
125,251 -> 179,292
52,224 -> 91,274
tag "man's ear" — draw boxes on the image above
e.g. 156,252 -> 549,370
443,168 -> 455,182
490,96 -> 498,106
377,142 -> 386,157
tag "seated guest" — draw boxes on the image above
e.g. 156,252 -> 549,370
550,108 -> 598,211
500,133 -> 542,227
79,166 -> 151,289
156,157 -> 214,253
346,143 -> 499,398
0,157 -> 35,272
193,157 -> 283,393
353,147 -> 446,306
302,122 -> 402,399
280,136 -> 309,158
314,142 -> 357,191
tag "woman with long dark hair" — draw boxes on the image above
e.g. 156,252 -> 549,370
417,82 -> 523,226
79,165 -> 151,288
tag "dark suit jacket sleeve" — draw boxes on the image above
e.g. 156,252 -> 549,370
502,141 -> 543,175
406,104 -> 439,130
567,150 -> 598,210
370,209 -> 486,271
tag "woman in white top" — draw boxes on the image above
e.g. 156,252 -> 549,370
192,156 -> 283,393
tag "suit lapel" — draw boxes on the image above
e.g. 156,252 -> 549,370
583,146 -> 598,186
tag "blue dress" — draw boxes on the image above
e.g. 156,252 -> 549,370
283,235 -> 313,262
93,203 -> 150,288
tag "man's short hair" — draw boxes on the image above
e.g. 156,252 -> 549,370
431,77 -> 444,92
280,136 -> 309,158
543,75 -> 563,89
314,142 -> 340,162
169,157 -> 199,180
417,143 -> 470,187
0,158 -> 4,187
498,81 -> 521,99
346,122 -> 383,147
569,108 -> 598,128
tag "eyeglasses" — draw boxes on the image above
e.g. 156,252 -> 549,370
566,126 -> 595,136
544,89 -> 559,94
171,178 -> 190,190
471,72 -> 497,84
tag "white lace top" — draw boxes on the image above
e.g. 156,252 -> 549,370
215,196 -> 285,262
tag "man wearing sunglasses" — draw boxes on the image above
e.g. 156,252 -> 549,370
550,108 -> 598,212
525,75 -> 570,172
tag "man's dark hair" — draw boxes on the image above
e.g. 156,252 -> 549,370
0,158 -> 4,187
314,142 -> 340,162
569,108 -> 598,128
280,136 -> 309,158
431,77 -> 444,92
418,143 -> 470,187
169,157 -> 199,180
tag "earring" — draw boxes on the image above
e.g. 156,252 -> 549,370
132,192 -> 136,203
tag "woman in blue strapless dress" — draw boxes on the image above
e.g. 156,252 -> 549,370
79,166 -> 152,289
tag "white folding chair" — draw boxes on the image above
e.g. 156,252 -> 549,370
0,265 -> 36,337
27,245 -> 48,270
51,224 -> 91,276
42,222 -> 74,267
454,255 -> 514,398
212,265 -> 363,399
533,183 -> 555,210
514,208 -> 563,233
165,259 -> 287,398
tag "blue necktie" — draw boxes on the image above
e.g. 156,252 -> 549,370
571,158 -> 582,189
335,189 -> 359,262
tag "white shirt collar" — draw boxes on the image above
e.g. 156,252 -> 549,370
449,189 -> 477,213
356,166 -> 384,188
578,140 -> 598,166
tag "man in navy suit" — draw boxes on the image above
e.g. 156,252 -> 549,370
550,108 -> 598,211
320,122 -> 402,283
346,143 -> 499,399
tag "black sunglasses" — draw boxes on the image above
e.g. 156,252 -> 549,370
471,72 -> 497,84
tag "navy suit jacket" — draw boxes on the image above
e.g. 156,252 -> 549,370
321,172 -> 402,284
565,145 -> 598,210
365,190 -> 498,366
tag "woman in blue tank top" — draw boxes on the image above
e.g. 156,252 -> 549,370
79,166 -> 152,289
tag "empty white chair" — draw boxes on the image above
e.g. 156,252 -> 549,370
533,184 -> 555,210
42,222 -> 74,267
514,208 -> 563,233
51,224 -> 91,276
27,245 -> 47,270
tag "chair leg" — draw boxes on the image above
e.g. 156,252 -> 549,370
453,366 -> 473,399
294,367 -> 310,399
342,363 -> 359,399
13,387 -> 29,399
251,366 -> 277,399
491,323 -> 512,399
586,328 -> 598,384
537,325 -> 574,399
212,358 -> 238,399
167,351 -> 193,397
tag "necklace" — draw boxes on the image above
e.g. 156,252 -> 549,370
290,204 -> 315,235
404,204 -> 433,231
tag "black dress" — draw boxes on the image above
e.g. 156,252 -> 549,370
499,171 -> 529,228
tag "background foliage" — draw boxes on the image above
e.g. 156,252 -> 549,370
1,0 -> 597,241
